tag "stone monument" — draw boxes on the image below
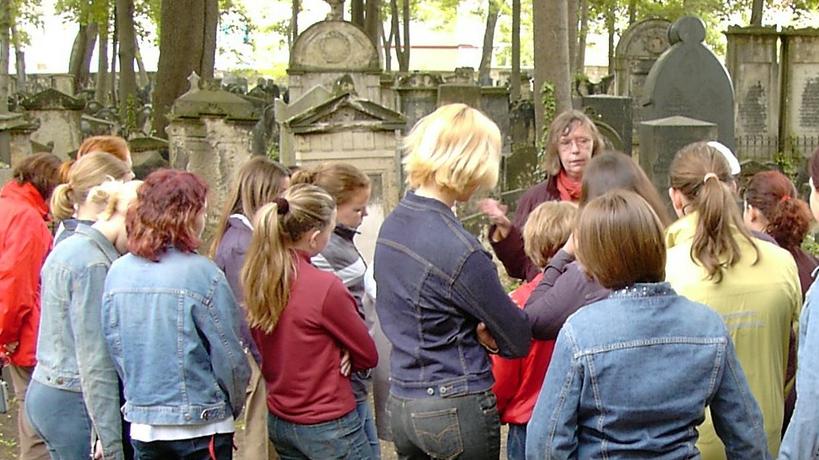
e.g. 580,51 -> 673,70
21,88 -> 85,159
779,28 -> 819,157
642,16 -> 736,151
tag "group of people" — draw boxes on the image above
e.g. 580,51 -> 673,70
0,100 -> 817,460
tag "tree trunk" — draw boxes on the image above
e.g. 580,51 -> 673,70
510,0 -> 520,100
289,0 -> 299,48
400,0 -> 410,72
567,0 -> 577,77
152,0 -> 219,137
117,0 -> 137,129
628,0 -> 637,25
575,0 -> 588,75
607,10 -> 615,75
351,0 -> 364,26
96,20 -> 109,104
0,0 -> 9,112
134,36 -> 148,88
533,0 -> 572,134
110,4 -> 118,105
750,0 -> 763,26
478,0 -> 500,85
391,0 -> 406,72
10,23 -> 24,92
364,0 -> 380,49
381,15 -> 393,71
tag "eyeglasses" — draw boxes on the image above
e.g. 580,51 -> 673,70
558,137 -> 592,151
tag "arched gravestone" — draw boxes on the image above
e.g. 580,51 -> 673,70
289,20 -> 380,73
614,18 -> 671,131
641,16 -> 736,151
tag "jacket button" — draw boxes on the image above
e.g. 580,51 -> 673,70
440,386 -> 447,394
426,388 -> 434,395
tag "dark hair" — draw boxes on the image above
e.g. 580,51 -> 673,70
580,151 -> 672,227
669,142 -> 757,282
575,190 -> 666,290
126,169 -> 208,261
13,152 -> 62,201
745,170 -> 811,255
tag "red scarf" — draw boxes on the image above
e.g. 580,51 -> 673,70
556,170 -> 582,202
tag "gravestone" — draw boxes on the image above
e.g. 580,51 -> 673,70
21,88 -> 85,159
165,74 -> 260,243
128,136 -> 170,179
395,73 -> 442,132
642,16 -> 736,151
614,18 -> 672,134
780,28 -> 819,158
639,116 -> 718,206
0,113 -> 39,169
724,26 -> 779,160
581,95 -> 633,154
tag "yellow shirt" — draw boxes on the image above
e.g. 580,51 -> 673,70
666,213 -> 800,459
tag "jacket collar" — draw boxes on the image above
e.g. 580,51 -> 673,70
74,224 -> 121,263
0,181 -> 49,220
403,190 -> 457,217
609,282 -> 676,299
334,224 -> 359,241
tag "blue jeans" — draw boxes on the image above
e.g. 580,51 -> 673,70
387,390 -> 500,460
25,379 -> 93,460
506,423 -> 526,460
131,433 -> 233,459
268,409 -> 374,459
356,400 -> 381,459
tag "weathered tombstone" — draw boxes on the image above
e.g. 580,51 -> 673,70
779,28 -> 819,158
614,18 -> 672,133
21,88 -> 84,159
165,74 -> 260,242
51,75 -> 75,95
642,16 -> 736,151
724,26 -> 780,160
128,136 -> 170,179
0,112 -> 39,170
438,84 -> 482,108
639,115 -> 718,206
81,114 -> 119,137
581,95 -> 633,153
395,72 -> 442,132
481,86 -> 511,148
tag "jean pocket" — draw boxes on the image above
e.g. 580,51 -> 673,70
410,408 -> 464,460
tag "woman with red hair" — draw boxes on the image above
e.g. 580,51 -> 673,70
101,169 -> 250,459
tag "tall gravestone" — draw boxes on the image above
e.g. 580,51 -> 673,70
614,18 -> 671,136
21,88 -> 84,159
0,113 -> 39,188
724,26 -> 779,160
642,16 -> 736,151
780,28 -> 819,157
639,116 -> 719,209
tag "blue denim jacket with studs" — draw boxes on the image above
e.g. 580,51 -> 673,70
374,191 -> 531,399
526,282 -> 769,459
102,248 -> 250,426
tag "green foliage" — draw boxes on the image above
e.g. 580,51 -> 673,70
539,80 -> 556,150
803,232 -> 819,257
121,94 -> 139,136
774,150 -> 801,184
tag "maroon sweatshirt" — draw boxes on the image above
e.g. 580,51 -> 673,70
252,251 -> 378,424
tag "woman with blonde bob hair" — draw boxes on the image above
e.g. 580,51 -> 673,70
375,103 -> 531,459
243,184 -> 378,459
526,190 -> 767,458
664,142 -> 800,459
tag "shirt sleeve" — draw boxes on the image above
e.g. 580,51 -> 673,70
320,279 -> 378,371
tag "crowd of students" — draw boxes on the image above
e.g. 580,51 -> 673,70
0,102 -> 818,460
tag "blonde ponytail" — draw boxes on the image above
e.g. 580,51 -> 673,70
50,183 -> 76,220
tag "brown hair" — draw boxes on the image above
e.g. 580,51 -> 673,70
580,151 -> 672,227
51,152 -> 132,220
669,142 -> 758,282
209,156 -> 290,258
290,162 -> 370,205
744,170 -> 812,256
522,201 -> 577,268
575,190 -> 666,289
13,152 -> 62,201
542,109 -> 605,176
241,184 -> 336,333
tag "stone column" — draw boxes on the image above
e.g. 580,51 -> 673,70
724,26 -> 779,160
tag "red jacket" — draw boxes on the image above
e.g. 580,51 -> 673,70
491,273 -> 556,424
252,251 -> 377,424
0,181 -> 52,367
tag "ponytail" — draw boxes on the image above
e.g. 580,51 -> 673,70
241,184 -> 335,333
670,142 -> 757,282
50,183 -> 75,220
290,162 -> 370,205
51,152 -> 131,221
745,170 -> 812,255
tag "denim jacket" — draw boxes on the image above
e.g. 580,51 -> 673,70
33,224 -> 124,460
102,248 -> 251,426
374,191 -> 531,399
526,283 -> 769,460
779,273 -> 819,459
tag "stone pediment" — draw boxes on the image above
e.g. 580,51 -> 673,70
170,74 -> 260,122
290,21 -> 380,73
286,92 -> 405,133
21,88 -> 85,111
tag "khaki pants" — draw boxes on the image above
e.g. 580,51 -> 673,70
7,365 -> 49,460
235,353 -> 278,460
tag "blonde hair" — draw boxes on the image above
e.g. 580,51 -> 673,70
209,156 -> 290,258
523,201 -> 577,268
543,110 -> 604,176
575,190 -> 666,290
291,162 -> 370,205
669,142 -> 758,282
86,179 -> 142,222
402,103 -> 501,195
241,184 -> 336,333
51,152 -> 132,220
